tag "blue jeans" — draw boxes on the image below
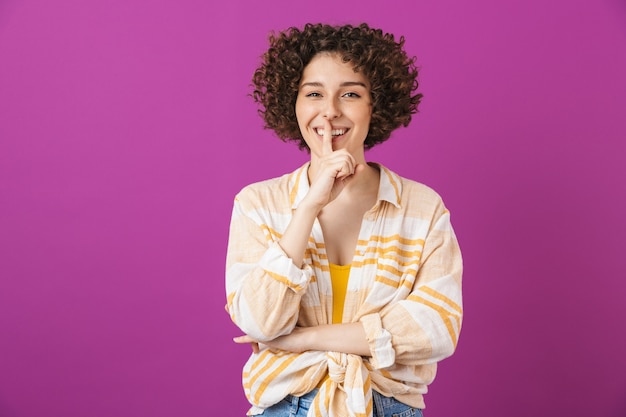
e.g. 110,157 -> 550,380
372,391 -> 423,417
258,389 -> 423,417
257,390 -> 317,417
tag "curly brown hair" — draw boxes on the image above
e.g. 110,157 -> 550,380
252,23 -> 422,150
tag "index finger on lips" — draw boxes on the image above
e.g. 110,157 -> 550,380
322,118 -> 333,156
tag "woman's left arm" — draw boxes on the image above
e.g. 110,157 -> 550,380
234,322 -> 371,355
360,208 -> 463,368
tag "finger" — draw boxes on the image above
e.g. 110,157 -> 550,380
341,163 -> 365,184
334,153 -> 356,179
322,118 -> 333,156
251,342 -> 260,354
335,160 -> 354,180
233,335 -> 255,344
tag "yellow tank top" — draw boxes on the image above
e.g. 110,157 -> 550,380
328,263 -> 351,324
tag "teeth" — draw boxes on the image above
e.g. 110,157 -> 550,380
316,128 -> 346,136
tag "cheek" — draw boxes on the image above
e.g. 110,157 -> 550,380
295,109 -> 311,138
295,101 -> 308,125
356,107 -> 373,127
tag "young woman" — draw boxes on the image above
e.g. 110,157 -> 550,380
226,23 -> 463,417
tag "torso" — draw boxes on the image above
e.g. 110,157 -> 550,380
318,205 -> 363,265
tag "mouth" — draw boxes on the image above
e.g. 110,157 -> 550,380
315,128 -> 348,138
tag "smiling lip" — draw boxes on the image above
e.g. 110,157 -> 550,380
315,127 -> 349,137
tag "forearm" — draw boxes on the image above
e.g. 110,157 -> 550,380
242,322 -> 372,357
278,200 -> 320,266
306,323 -> 371,356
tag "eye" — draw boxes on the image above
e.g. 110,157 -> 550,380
305,92 -> 322,97
343,92 -> 361,98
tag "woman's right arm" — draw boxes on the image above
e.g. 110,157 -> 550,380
225,193 -> 316,342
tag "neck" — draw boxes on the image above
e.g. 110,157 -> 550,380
349,162 -> 379,190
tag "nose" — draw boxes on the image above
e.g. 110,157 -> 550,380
323,98 -> 341,120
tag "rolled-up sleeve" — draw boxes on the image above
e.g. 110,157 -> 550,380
361,313 -> 395,369
361,208 -> 463,367
226,193 -> 313,341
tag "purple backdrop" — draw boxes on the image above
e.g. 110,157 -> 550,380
1,0 -> 625,416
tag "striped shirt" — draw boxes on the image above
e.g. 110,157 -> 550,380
226,163 -> 463,416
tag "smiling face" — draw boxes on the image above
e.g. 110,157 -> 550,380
295,52 -> 373,162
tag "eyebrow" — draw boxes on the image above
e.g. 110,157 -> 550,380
300,81 -> 368,88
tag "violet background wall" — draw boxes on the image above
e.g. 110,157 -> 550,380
1,0 -> 625,416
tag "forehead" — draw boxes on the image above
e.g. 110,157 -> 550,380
300,52 -> 369,86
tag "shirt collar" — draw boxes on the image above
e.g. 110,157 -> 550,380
289,162 -> 402,210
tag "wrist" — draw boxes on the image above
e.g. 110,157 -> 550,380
288,326 -> 317,353
297,196 -> 324,216
301,326 -> 319,352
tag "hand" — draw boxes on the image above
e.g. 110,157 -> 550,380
233,334 -> 260,354
305,119 -> 361,210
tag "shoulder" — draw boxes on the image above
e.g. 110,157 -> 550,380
380,165 -> 449,218
400,176 -> 443,204
233,170 -> 296,213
